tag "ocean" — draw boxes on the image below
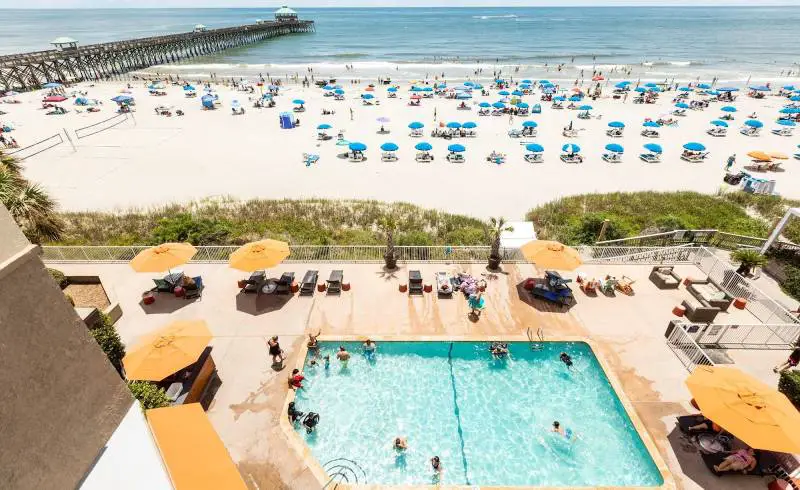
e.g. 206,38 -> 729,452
1,7 -> 799,83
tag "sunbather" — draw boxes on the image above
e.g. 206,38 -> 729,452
773,347 -> 800,373
714,448 -> 757,473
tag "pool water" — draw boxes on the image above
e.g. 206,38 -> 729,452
293,341 -> 663,487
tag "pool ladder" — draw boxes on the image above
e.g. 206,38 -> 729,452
527,327 -> 545,350
322,458 -> 367,489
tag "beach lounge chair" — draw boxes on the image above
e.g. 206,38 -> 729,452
477,109 -> 490,116
672,108 -> 687,117
602,152 -> 622,163
183,276 -> 204,300
507,129 -> 522,138
740,126 -> 760,137
151,278 -> 175,293
639,153 -> 661,163
562,128 -> 578,138
605,128 -> 623,138
615,275 -> 635,295
524,153 -> 544,163
241,270 -> 266,294
491,110 -> 502,116
551,102 -> 563,110
436,272 -> 454,297
349,152 -> 364,162
299,270 -> 318,296
446,153 -> 465,163
577,112 -> 591,120
706,127 -> 727,137
560,154 -> 583,164
408,270 -> 423,295
486,152 -> 505,164
415,152 -> 433,162
681,152 -> 707,163
317,132 -> 332,141
275,272 -> 295,295
640,129 -> 660,138
302,153 -> 319,167
381,152 -> 398,162
410,129 -> 423,137
771,127 -> 793,137
327,270 -> 343,295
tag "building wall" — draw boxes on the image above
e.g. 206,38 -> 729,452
0,206 -> 132,490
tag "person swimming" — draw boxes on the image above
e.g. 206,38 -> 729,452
363,339 -> 377,359
324,355 -> 330,370
559,352 -> 573,368
490,342 -> 509,357
552,420 -> 573,440
287,401 -> 304,424
430,455 -> 443,474
336,346 -> 351,366
302,412 -> 320,434
393,437 -> 408,452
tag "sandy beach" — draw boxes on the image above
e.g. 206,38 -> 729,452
4,76 -> 800,219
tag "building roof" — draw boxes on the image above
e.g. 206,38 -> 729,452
146,404 -> 247,490
50,36 -> 78,45
275,6 -> 297,15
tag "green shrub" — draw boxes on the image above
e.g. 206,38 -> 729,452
47,268 -> 68,288
150,213 -> 232,245
443,227 -> 486,245
397,231 -> 434,246
566,213 -> 629,245
778,370 -> 800,407
89,313 -> 126,374
781,264 -> 800,301
128,381 -> 171,410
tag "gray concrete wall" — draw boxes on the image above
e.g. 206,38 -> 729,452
0,208 -> 132,489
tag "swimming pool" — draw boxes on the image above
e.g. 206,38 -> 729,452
291,340 -> 665,487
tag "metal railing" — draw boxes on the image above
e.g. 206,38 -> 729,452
682,322 -> 800,349
74,113 -> 130,139
596,229 -> 770,251
580,244 -> 698,264
694,247 -> 800,325
40,244 -> 526,264
665,322 -> 716,371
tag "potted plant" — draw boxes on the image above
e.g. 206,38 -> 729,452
379,216 -> 398,270
487,217 -> 514,270
731,248 -> 768,277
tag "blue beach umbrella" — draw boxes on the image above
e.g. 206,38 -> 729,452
520,84 -> 531,89
707,90 -> 720,96
554,96 -> 567,101
511,90 -> 524,96
456,92 -> 472,99
777,119 -> 796,127
517,102 -> 529,109
336,139 -> 350,146
605,143 -> 624,153
478,102 -> 491,108
710,120 -> 728,127
675,102 -> 690,109
408,121 -> 424,129
721,106 -> 737,113
784,85 -> 796,91
780,107 -> 800,114
292,99 -> 305,105
387,87 -> 398,92
111,95 -> 133,103
183,85 -> 196,91
522,79 -> 532,84
463,81 -> 475,87
649,86 -> 663,93
615,81 -> 631,89
473,84 -> 483,89
697,83 -> 711,90
635,87 -> 646,93
643,121 -> 660,128
423,87 -> 433,92
539,80 -> 551,84
448,144 -> 466,152
498,90 -> 510,96
568,95 -> 582,102
522,121 -> 538,128
789,96 -> 800,102
578,105 -> 593,111
380,142 -> 399,151
361,93 -> 374,99
42,82 -> 62,88
683,142 -> 706,151
415,142 -> 432,151
562,143 -> 581,153
745,119 -> 763,128
411,86 -> 423,92
750,85 -> 770,92
462,121 -> 477,129
348,142 -> 367,152
718,87 -> 739,92
608,121 -> 625,128
644,82 -> 657,88
334,89 -> 345,95
446,122 -> 461,129
526,143 -> 544,152
323,85 -> 334,90
678,87 -> 692,92
644,143 -> 663,153
492,102 -> 506,109
317,123 -> 333,130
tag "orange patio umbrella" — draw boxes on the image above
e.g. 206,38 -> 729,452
686,366 -> 800,453
228,239 -> 290,272
123,320 -> 212,381
769,152 -> 789,160
520,240 -> 582,271
747,150 -> 772,162
130,242 -> 197,273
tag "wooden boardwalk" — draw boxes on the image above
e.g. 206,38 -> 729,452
0,20 -> 314,91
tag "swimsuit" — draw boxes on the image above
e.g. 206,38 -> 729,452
269,343 -> 281,356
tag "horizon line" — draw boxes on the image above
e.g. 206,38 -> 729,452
1,4 -> 799,8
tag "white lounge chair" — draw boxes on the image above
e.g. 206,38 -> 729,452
410,129 -> 423,137
507,129 -> 522,138
772,127 -> 793,137
436,272 -> 454,296
605,129 -> 624,138
381,152 -> 398,162
641,129 -> 660,138
349,152 -> 364,162
446,153 -> 465,163
740,127 -> 760,137
415,152 -> 433,162
602,153 -> 622,163
672,109 -> 687,117
560,154 -> 583,164
551,102 -> 564,110
706,127 -> 727,137
681,152 -> 707,163
562,128 -> 578,138
639,153 -> 661,163
524,153 -> 544,163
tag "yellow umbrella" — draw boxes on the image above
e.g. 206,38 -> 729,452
228,239 -> 290,272
686,366 -> 800,453
520,240 -> 582,271
123,320 -> 212,381
130,242 -> 197,273
747,151 -> 771,162
769,152 -> 789,160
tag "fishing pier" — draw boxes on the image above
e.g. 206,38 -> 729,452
0,10 -> 313,91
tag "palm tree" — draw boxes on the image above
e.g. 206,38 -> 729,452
0,150 -> 63,242
378,215 -> 398,269
731,248 -> 768,277
487,216 -> 514,270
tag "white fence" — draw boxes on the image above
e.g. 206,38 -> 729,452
665,322 -> 716,371
579,244 -> 698,264
681,322 -> 800,349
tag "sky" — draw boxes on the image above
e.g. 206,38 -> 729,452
0,0 -> 798,7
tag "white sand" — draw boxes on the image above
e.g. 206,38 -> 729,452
4,78 -> 800,219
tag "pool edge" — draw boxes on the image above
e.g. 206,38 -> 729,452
280,335 -> 676,490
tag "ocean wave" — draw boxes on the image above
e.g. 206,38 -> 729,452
641,61 -> 704,67
318,53 -> 370,59
472,14 -> 518,20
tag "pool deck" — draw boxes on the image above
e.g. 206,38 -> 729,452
50,260 -> 796,490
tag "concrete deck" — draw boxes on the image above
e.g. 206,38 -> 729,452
50,260 -> 796,490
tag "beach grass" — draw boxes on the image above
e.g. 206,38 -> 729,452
526,191 -> 772,245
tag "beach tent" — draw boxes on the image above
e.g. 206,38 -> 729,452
201,94 -> 215,109
279,112 -> 293,129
